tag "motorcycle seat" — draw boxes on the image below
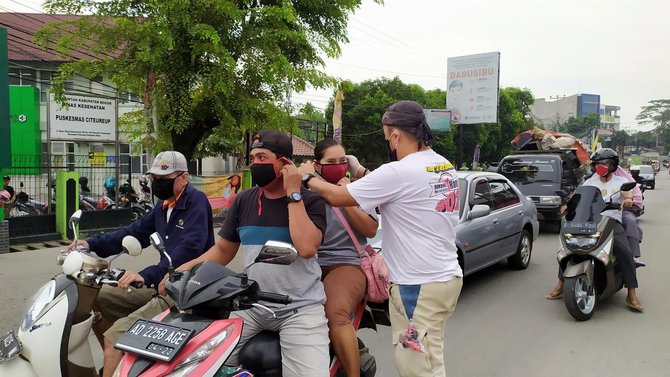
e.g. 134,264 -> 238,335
239,330 -> 282,377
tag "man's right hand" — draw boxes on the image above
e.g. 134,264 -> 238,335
66,239 -> 89,252
158,273 -> 169,296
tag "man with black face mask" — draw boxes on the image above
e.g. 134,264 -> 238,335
66,150 -> 215,377
163,130 -> 330,376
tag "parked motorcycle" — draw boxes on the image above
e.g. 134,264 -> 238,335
0,210 -> 144,376
10,182 -> 47,217
138,176 -> 153,212
118,180 -> 147,221
557,181 -> 638,321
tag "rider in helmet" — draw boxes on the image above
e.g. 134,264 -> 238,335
79,176 -> 91,196
546,148 -> 644,312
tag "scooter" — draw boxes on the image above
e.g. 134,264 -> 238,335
115,237 -> 386,377
0,210 -> 144,376
557,181 -> 638,321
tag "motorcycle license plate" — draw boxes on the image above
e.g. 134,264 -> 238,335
0,331 -> 21,364
115,319 -> 194,363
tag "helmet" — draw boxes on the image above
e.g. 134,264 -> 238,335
139,176 -> 148,186
104,177 -> 117,189
79,176 -> 89,186
591,148 -> 619,174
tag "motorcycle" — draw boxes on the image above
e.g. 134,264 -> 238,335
556,181 -> 638,321
115,237 -> 385,377
138,177 -> 153,212
10,182 -> 47,217
0,210 -> 144,376
118,180 -> 147,221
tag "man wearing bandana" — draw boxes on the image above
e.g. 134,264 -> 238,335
301,101 -> 463,377
171,130 -> 330,376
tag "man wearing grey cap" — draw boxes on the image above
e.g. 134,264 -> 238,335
67,151 -> 215,377
301,100 -> 463,377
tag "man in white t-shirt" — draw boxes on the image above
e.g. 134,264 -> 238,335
300,100 -> 463,377
545,148 -> 643,312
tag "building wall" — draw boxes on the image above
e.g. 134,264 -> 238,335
529,95 -> 579,129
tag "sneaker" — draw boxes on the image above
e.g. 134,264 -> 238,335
634,258 -> 646,268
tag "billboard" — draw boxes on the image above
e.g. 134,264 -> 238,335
49,93 -> 116,141
423,109 -> 451,131
446,52 -> 500,124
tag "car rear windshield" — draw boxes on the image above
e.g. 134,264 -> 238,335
499,157 -> 558,183
638,166 -> 654,174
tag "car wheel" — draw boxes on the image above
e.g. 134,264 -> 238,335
563,274 -> 597,321
508,229 -> 532,270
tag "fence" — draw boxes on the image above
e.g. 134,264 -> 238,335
4,153 -> 147,212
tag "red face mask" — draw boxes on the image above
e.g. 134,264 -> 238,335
595,164 -> 610,177
317,162 -> 349,184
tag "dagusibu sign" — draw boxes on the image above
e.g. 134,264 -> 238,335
446,51 -> 500,125
49,94 -> 116,141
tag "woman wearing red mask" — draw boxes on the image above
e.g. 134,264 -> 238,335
310,139 -> 379,377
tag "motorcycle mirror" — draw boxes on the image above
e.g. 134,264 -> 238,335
62,251 -> 84,277
150,232 -> 173,272
122,236 -> 143,257
69,210 -> 83,229
620,182 -> 636,192
20,182 -> 24,188
254,240 -> 299,266
149,232 -> 166,251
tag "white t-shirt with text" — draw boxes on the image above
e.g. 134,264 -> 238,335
347,149 -> 463,285
583,174 -> 628,222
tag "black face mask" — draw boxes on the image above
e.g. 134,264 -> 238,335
251,162 -> 279,187
151,178 -> 176,200
385,138 -> 398,162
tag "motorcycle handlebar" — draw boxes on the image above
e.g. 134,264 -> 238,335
257,291 -> 292,305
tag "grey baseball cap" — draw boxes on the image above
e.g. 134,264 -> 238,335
147,151 -> 189,176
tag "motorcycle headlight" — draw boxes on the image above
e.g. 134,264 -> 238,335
21,280 -> 56,332
165,324 -> 234,377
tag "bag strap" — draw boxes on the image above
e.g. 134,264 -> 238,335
332,207 -> 367,258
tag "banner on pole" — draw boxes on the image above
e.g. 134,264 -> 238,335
332,90 -> 344,143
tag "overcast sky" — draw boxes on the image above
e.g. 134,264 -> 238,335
293,0 -> 670,132
5,0 -> 669,132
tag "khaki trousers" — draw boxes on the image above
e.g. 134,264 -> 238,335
389,278 -> 463,377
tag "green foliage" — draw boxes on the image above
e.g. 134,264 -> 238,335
636,99 -> 670,148
559,113 -> 600,137
324,77 -> 454,163
37,0 -> 379,160
323,78 -> 534,166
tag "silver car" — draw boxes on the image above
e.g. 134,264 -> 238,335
370,171 -> 539,276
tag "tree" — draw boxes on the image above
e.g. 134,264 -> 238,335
37,0 -> 379,161
323,78 -> 534,167
560,113 -> 600,137
323,77 -> 453,164
636,99 -> 670,149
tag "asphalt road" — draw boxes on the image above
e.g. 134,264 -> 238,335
1,174 -> 669,376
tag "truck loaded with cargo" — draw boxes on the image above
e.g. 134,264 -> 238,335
496,128 -> 590,230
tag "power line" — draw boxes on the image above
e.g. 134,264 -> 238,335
348,21 -> 445,71
325,60 -> 445,79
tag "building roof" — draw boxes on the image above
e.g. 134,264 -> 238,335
292,135 -> 315,157
0,13 -> 99,62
